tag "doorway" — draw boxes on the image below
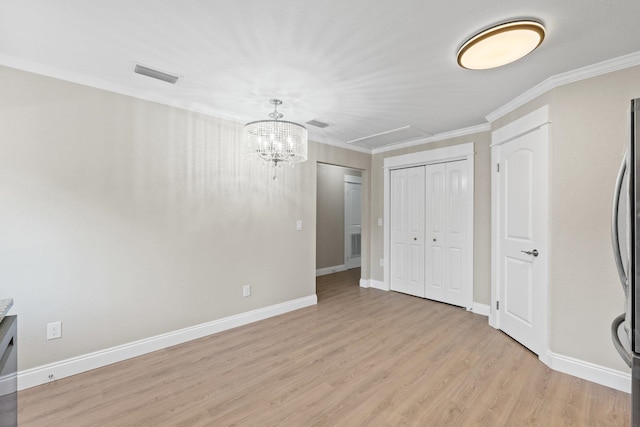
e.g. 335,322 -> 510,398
316,163 -> 363,276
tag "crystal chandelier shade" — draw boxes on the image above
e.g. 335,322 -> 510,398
245,99 -> 308,169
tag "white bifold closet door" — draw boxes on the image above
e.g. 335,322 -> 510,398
424,161 -> 468,307
390,166 -> 425,297
390,161 -> 469,307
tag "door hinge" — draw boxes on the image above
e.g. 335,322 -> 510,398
496,163 -> 500,173
496,301 -> 500,310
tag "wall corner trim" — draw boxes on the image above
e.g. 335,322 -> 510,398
544,350 -> 631,393
17,294 -> 318,391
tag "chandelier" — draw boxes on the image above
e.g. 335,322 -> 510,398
245,99 -> 308,180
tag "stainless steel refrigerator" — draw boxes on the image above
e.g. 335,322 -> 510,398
612,97 -> 640,426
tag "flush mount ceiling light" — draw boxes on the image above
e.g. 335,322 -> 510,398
245,99 -> 308,180
457,20 -> 545,70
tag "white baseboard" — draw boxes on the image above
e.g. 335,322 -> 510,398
369,280 -> 387,291
316,264 -> 347,276
359,279 -> 387,290
17,294 -> 318,391
470,303 -> 490,317
545,350 -> 631,393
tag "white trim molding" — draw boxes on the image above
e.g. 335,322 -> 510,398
17,294 -> 317,391
470,303 -> 490,317
545,351 -> 631,393
316,265 -> 348,276
486,51 -> 640,123
359,279 -> 387,290
491,105 -> 551,147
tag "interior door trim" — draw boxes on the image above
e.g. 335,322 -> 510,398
382,142 -> 475,311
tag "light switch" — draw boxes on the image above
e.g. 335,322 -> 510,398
378,218 -> 383,226
296,220 -> 303,231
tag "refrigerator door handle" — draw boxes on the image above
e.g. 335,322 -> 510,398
612,154 -> 629,296
612,312 -> 632,368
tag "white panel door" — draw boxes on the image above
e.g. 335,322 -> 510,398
345,179 -> 362,269
390,167 -> 425,297
424,163 -> 446,301
443,161 -> 468,307
498,127 -> 548,355
425,161 -> 469,307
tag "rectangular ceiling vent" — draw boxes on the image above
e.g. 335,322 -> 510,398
134,64 -> 179,84
306,119 -> 329,128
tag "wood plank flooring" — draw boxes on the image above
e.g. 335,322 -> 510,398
18,268 -> 630,426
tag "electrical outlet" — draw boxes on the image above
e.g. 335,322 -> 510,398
47,321 -> 62,340
378,218 -> 383,226
379,258 -> 384,267
296,220 -> 303,231
243,285 -> 251,297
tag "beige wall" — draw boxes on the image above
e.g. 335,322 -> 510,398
370,132 -> 493,305
0,65 -> 364,370
492,66 -> 640,371
316,164 -> 362,270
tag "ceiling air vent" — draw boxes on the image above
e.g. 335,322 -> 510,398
306,119 -> 329,128
134,64 -> 179,84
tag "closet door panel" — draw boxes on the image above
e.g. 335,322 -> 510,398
390,167 -> 425,297
424,163 -> 446,301
444,161 -> 468,307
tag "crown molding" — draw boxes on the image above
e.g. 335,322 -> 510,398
486,51 -> 640,123
371,123 -> 490,155
4,50 -> 639,156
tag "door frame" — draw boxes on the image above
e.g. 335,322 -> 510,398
490,105 -> 550,361
344,175 -> 362,269
383,142 -> 475,310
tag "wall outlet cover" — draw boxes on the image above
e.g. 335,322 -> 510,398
47,321 -> 62,340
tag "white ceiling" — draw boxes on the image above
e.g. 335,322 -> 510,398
1,0 -> 640,151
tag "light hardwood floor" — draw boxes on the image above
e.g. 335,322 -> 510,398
19,268 -> 630,426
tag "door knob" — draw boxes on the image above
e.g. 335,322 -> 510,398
521,249 -> 539,257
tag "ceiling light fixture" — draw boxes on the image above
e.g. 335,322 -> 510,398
457,20 -> 545,70
245,99 -> 308,180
